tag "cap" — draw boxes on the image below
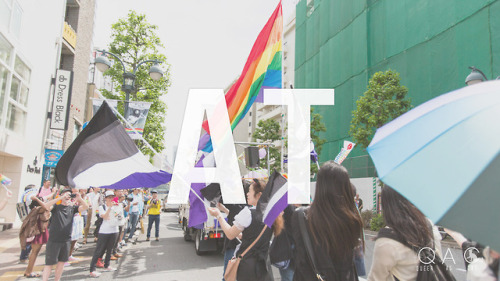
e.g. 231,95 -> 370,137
151,190 -> 158,194
105,190 -> 115,197
61,188 -> 72,195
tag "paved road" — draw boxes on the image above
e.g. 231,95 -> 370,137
1,212 -> 468,280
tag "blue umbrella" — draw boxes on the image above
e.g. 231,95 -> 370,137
367,80 -> 500,251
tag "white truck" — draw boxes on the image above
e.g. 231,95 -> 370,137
179,203 -> 226,255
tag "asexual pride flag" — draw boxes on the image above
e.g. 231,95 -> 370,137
55,101 -> 171,189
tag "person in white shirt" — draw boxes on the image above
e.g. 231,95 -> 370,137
89,191 -> 120,277
126,189 -> 141,241
111,189 -> 127,257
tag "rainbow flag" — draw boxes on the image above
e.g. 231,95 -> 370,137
201,1 -> 283,141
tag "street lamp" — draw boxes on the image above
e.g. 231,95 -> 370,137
465,66 -> 488,86
94,50 -> 163,117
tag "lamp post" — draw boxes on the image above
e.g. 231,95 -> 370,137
465,66 -> 488,86
94,50 -> 163,118
464,66 -> 500,86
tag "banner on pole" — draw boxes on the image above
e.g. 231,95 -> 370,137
334,140 -> 356,164
125,101 -> 152,139
44,149 -> 64,168
92,99 -> 118,116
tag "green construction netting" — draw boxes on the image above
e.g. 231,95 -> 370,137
295,0 -> 500,177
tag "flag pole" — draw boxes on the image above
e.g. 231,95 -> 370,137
95,92 -> 211,208
280,16 -> 285,174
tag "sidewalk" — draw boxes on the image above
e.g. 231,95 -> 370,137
0,227 -> 37,281
0,227 -> 121,281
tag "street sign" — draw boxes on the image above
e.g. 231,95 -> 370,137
44,149 -> 64,168
50,69 -> 73,130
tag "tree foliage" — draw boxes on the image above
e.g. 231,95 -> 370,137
310,107 -> 327,175
102,10 -> 171,158
252,119 -> 281,172
350,70 -> 411,149
251,107 -> 327,175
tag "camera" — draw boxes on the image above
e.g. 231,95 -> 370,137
126,197 -> 133,202
70,193 -> 76,199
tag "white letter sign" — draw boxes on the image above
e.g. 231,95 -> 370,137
264,89 -> 334,204
168,89 -> 245,204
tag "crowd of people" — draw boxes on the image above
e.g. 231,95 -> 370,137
209,161 -> 499,281
17,181 -> 162,280
13,160 -> 500,281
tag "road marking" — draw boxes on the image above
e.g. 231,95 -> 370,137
0,270 -> 30,281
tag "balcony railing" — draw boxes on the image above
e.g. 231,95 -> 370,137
63,22 -> 77,48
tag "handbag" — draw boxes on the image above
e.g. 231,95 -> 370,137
269,230 -> 293,269
298,208 -> 326,281
224,226 -> 267,281
139,217 -> 145,234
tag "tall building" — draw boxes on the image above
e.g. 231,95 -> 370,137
0,0 -> 96,225
45,0 -> 96,155
294,0 -> 500,209
0,0 -> 66,224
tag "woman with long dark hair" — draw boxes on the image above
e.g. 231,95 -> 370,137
367,185 -> 443,281
208,178 -> 283,281
291,161 -> 363,280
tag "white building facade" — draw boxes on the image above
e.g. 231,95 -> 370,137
0,0 -> 68,224
0,0 -> 96,225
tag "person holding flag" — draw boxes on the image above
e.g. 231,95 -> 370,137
208,178 -> 283,281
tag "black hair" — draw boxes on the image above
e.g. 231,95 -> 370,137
381,185 -> 433,249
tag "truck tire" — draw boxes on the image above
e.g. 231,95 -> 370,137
195,229 -> 205,256
183,221 -> 191,242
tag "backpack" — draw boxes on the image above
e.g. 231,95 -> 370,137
377,227 -> 457,281
269,231 -> 293,269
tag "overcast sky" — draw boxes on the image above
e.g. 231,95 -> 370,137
93,0 -> 297,162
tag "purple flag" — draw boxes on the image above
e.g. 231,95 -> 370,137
256,171 -> 288,228
188,154 -> 208,228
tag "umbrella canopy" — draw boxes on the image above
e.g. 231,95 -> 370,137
367,80 -> 500,251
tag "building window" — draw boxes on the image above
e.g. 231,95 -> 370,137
0,33 -> 30,136
0,0 -> 12,30
0,0 -> 23,39
0,33 -> 12,64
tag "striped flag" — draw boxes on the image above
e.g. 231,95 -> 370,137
55,101 -> 172,189
256,171 -> 288,228
200,1 -> 283,151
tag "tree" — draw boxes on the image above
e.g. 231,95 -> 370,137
252,119 -> 281,172
310,107 -> 327,175
102,11 -> 171,158
251,108 -> 327,175
350,70 -> 411,149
